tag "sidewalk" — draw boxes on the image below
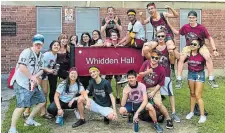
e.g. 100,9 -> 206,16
1,74 -> 15,123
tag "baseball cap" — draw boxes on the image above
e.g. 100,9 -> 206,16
33,34 -> 44,45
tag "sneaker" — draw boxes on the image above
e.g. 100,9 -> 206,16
208,79 -> 219,88
153,123 -> 163,133
74,109 -> 80,119
104,117 -> 109,125
172,113 -> 181,123
127,114 -> 133,123
186,112 -> 194,120
175,80 -> 182,88
8,129 -> 18,133
121,114 -> 128,118
116,98 -> 121,104
198,115 -> 206,123
72,119 -> 86,128
24,119 -> 41,126
117,77 -> 128,84
166,119 -> 173,129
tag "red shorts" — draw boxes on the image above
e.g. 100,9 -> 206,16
133,39 -> 145,49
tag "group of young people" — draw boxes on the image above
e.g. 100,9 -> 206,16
8,2 -> 220,133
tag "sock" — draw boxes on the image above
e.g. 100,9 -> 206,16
26,117 -> 33,123
9,127 -> 16,132
209,75 -> 214,80
177,76 -> 182,80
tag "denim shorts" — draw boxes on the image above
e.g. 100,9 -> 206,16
124,102 -> 142,113
14,82 -> 46,108
188,71 -> 205,83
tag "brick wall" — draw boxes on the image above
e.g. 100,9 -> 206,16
1,6 -> 225,73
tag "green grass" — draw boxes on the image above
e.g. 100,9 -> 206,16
2,77 -> 225,133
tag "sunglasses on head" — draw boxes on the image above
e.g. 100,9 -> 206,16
157,35 -> 165,38
191,42 -> 199,46
151,56 -> 159,60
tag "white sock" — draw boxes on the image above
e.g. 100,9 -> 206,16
209,76 -> 214,80
177,76 -> 182,80
9,127 -> 16,132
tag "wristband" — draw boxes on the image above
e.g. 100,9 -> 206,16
213,49 -> 217,51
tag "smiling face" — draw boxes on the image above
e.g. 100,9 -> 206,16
190,40 -> 200,50
127,75 -> 137,86
188,15 -> 197,25
107,7 -> 115,18
69,70 -> 78,81
52,42 -> 60,52
82,34 -> 90,43
33,43 -> 43,53
128,14 -> 135,22
70,36 -> 77,45
92,31 -> 100,41
156,31 -> 166,43
89,69 -> 100,79
151,52 -> 160,65
147,5 -> 156,16
110,32 -> 118,41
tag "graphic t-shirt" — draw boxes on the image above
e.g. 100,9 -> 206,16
87,78 -> 112,107
127,21 -> 145,41
102,17 -> 121,38
123,82 -> 147,103
43,51 -> 57,69
139,60 -> 165,88
157,46 -> 171,77
56,80 -> 84,103
11,48 -> 44,90
179,24 -> 210,46
188,53 -> 205,72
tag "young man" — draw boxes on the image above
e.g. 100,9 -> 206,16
139,50 -> 174,129
120,70 -> 163,133
140,2 -> 179,70
8,34 -> 46,133
155,29 -> 180,122
72,66 -> 117,127
116,9 -> 145,49
168,10 -> 219,88
101,6 -> 122,42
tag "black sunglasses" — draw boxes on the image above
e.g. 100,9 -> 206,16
191,43 -> 199,46
157,35 -> 165,38
151,56 -> 159,60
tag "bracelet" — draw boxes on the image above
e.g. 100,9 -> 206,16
213,49 -> 217,51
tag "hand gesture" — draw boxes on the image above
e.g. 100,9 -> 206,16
165,5 -> 170,9
114,16 -> 118,24
148,92 -> 155,99
58,109 -> 64,116
139,12 -> 143,16
105,17 -> 110,24
112,110 -> 118,120
68,98 -> 75,108
213,50 -> 219,57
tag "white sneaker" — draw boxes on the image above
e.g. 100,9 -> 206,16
24,119 -> 41,126
8,129 -> 18,133
74,109 -> 80,119
186,112 -> 194,120
198,115 -> 207,123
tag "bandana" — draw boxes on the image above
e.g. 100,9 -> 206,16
128,12 -> 136,15
89,66 -> 99,72
69,67 -> 77,73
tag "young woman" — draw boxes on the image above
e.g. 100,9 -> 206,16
47,67 -> 87,125
40,40 -> 61,118
185,33 -> 207,123
90,30 -> 104,47
67,35 -> 80,52
79,32 -> 92,47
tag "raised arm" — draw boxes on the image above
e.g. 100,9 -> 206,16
163,5 -> 179,18
139,12 -> 150,25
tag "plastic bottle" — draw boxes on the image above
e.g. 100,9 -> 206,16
134,121 -> 139,133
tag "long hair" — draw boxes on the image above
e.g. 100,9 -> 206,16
68,35 -> 78,45
58,33 -> 68,49
80,32 -> 92,47
91,30 -> 102,45
64,74 -> 83,94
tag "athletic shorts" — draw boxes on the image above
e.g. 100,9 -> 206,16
160,77 -> 173,96
133,39 -> 145,49
147,87 -> 162,105
89,99 -> 113,117
188,70 -> 205,83
14,82 -> 46,108
182,45 -> 209,56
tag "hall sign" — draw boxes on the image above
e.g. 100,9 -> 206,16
1,22 -> 17,36
73,47 -> 144,76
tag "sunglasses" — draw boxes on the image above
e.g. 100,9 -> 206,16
151,56 -> 159,60
190,43 -> 199,46
157,35 -> 165,38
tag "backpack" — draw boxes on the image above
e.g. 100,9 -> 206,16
7,48 -> 33,89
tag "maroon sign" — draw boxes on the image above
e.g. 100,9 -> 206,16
74,47 -> 144,76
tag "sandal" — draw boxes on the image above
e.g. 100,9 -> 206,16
41,113 -> 53,119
